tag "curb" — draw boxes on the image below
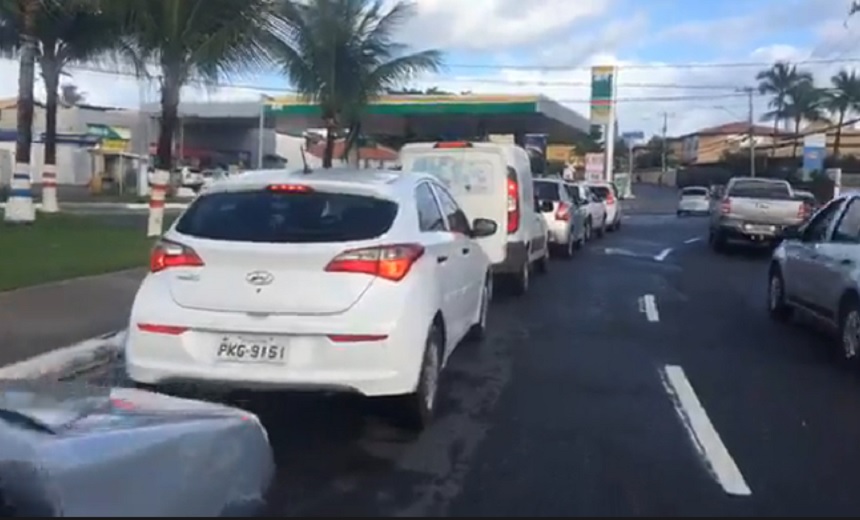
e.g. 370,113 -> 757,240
0,330 -> 126,380
0,202 -> 190,210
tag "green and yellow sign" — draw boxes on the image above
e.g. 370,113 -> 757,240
590,66 -> 615,125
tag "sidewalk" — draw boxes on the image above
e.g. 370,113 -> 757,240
0,269 -> 144,368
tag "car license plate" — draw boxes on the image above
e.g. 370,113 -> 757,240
746,225 -> 774,234
216,336 -> 287,363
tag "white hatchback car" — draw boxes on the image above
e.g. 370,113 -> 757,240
586,182 -> 622,231
125,168 -> 498,430
677,186 -> 711,216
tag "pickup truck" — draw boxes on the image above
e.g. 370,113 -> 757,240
709,177 -> 809,251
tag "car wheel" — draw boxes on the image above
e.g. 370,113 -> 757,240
396,322 -> 444,431
596,217 -> 606,238
511,259 -> 530,295
584,219 -> 592,242
536,246 -> 549,274
561,231 -> 575,258
767,267 -> 793,322
467,276 -> 492,342
709,229 -> 727,253
840,297 -> 860,365
677,210 -> 685,217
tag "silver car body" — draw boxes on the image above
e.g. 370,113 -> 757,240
771,193 -> 860,327
534,178 -> 587,247
0,381 -> 273,517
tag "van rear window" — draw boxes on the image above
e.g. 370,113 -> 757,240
406,152 -> 498,195
175,190 -> 398,243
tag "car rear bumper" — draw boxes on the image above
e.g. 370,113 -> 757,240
715,221 -> 790,243
125,284 -> 435,397
491,240 -> 529,273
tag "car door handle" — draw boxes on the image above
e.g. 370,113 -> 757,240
462,247 -> 470,255
437,256 -> 448,264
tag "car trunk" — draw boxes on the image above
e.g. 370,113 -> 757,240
167,238 -> 375,315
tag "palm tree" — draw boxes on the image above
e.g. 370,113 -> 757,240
824,70 -> 860,157
784,80 -> 826,158
0,0 -> 119,213
60,83 -> 85,106
756,62 -> 813,156
278,0 -> 443,168
1,0 -> 39,223
105,0 -> 290,173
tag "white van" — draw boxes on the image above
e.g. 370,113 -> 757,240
400,141 -> 550,295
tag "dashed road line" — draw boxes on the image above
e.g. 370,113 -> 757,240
654,248 -> 673,261
639,294 -> 660,322
684,237 -> 702,244
660,365 -> 752,497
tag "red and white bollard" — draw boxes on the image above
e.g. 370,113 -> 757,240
41,163 -> 59,213
147,169 -> 169,237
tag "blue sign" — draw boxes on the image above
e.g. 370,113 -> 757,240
802,145 -> 825,179
621,131 -> 644,141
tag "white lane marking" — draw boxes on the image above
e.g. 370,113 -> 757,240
661,365 -> 752,496
639,294 -> 660,322
684,237 -> 702,244
654,248 -> 673,261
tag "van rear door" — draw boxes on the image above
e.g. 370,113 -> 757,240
401,145 -> 508,263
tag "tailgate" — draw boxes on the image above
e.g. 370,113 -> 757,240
725,197 -> 803,224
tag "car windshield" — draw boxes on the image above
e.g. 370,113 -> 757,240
174,189 -> 398,243
682,187 -> 708,197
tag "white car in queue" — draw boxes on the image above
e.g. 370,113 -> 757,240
677,186 -> 711,216
125,168 -> 499,430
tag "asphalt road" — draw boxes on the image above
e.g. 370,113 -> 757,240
81,185 -> 860,516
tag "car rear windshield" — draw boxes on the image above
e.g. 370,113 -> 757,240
682,187 -> 708,196
727,181 -> 793,200
590,186 -> 611,200
406,152 -> 498,196
175,189 -> 398,243
534,181 -> 561,201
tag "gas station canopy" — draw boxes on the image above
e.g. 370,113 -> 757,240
265,94 -> 590,143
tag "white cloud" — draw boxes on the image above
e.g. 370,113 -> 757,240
0,0 -> 856,141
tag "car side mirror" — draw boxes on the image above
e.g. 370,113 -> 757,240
470,218 -> 498,238
537,200 -> 554,213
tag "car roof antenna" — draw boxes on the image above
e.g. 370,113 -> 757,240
299,147 -> 312,174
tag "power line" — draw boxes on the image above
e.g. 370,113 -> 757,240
442,56 -> 860,72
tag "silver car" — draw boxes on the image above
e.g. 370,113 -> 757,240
768,193 -> 860,361
533,178 -> 587,258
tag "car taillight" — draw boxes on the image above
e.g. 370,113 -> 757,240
137,323 -> 188,335
150,240 -> 204,273
719,199 -> 731,215
324,243 -> 424,282
605,192 -> 615,205
554,201 -> 571,221
798,202 -> 811,220
506,167 -> 520,234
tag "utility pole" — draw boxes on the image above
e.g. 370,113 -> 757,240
740,87 -> 756,177
660,112 -> 668,175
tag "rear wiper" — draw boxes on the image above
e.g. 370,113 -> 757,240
0,409 -> 56,435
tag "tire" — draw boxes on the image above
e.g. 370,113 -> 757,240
709,229 -> 727,253
396,322 -> 444,431
536,248 -> 549,274
510,259 -> 530,295
767,267 -> 793,322
466,276 -> 491,342
560,231 -> 575,258
677,210 -> 685,217
596,217 -> 606,238
583,219 -> 592,242
839,296 -> 860,365
613,218 -> 621,231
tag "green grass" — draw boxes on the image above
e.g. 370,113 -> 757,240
0,213 -> 156,291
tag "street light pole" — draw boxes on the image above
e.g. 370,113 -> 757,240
740,87 -> 756,177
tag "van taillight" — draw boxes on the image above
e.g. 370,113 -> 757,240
506,167 -> 520,234
554,201 -> 570,221
719,199 -> 731,215
150,240 -> 204,273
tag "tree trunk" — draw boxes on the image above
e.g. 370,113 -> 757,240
834,109 -> 845,158
770,106 -> 780,158
5,0 -> 39,223
323,123 -> 335,168
40,53 -> 60,212
792,117 -> 801,158
156,71 -> 181,172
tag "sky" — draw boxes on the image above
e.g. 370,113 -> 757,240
0,0 -> 858,139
